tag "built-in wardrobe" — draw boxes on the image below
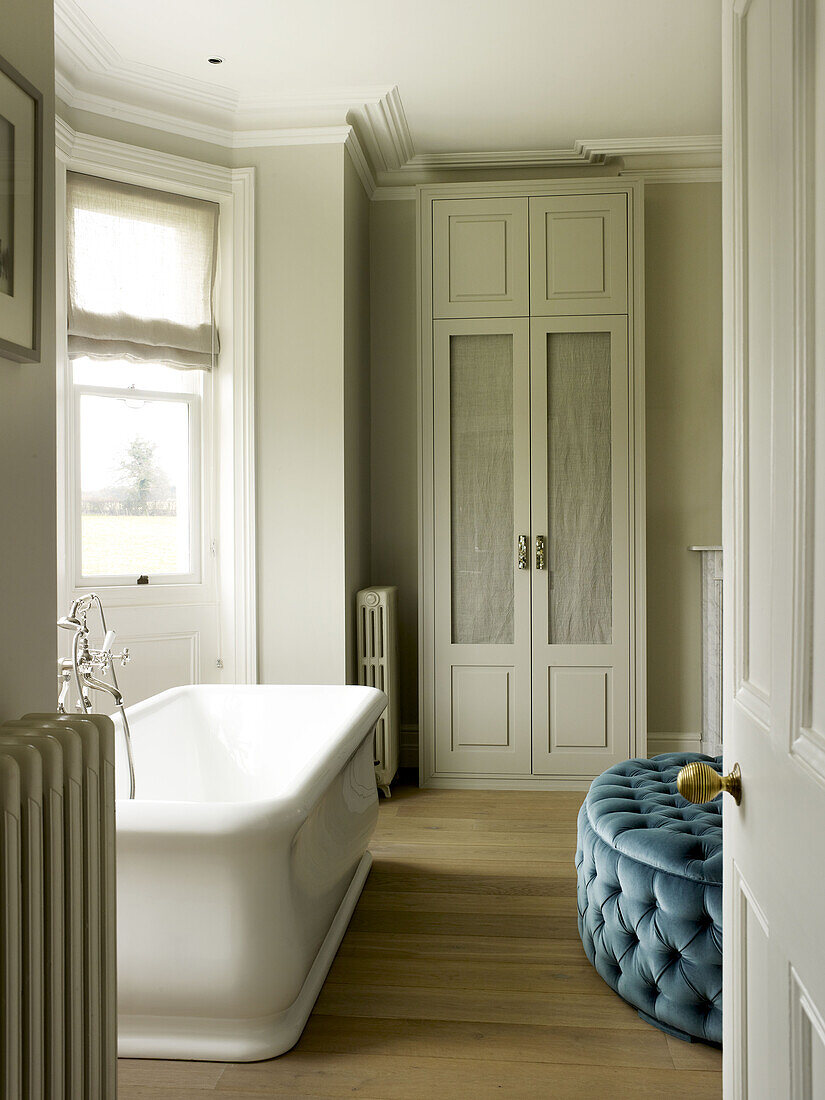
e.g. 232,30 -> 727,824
417,179 -> 646,788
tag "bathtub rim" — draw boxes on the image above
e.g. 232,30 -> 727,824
113,683 -> 387,834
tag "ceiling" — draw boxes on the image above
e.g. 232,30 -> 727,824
55,0 -> 723,182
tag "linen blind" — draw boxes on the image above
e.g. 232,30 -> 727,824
66,172 -> 220,370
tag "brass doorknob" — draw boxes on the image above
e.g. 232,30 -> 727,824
676,761 -> 741,805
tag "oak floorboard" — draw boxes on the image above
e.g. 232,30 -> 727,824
357,888 -> 575,915
314,981 -> 649,1030
118,1060 -> 226,1090
366,860 -> 579,895
118,784 -> 721,1098
667,1034 -> 725,1070
371,826 -> 580,851
335,929 -> 593,964
376,812 -> 581,835
326,952 -> 609,995
368,840 -> 576,863
349,905 -> 581,940
218,1052 -> 721,1100
297,1013 -> 673,1069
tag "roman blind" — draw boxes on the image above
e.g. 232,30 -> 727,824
66,172 -> 220,370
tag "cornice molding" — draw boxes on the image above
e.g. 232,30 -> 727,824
55,0 -> 722,190
56,115 -> 239,193
344,129 -> 378,199
398,135 -> 722,175
621,166 -> 722,183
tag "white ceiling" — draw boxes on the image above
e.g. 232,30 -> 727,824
58,0 -> 721,158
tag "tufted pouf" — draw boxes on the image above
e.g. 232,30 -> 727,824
575,753 -> 723,1045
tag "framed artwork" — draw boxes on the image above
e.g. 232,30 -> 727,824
0,52 -> 42,363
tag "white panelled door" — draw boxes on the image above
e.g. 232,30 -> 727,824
722,0 -> 825,1094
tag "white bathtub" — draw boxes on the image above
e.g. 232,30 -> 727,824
112,683 -> 386,1062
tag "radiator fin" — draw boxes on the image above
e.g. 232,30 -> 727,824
356,587 -> 399,795
1,712 -> 118,1098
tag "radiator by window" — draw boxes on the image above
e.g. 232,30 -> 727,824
0,712 -> 117,1098
356,586 -> 399,796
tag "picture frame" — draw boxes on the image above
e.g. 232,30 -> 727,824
0,52 -> 42,363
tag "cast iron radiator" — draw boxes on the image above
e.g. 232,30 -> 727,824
0,712 -> 117,1098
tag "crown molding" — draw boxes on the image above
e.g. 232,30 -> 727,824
622,166 -> 722,183
56,114 -> 239,193
55,0 -> 722,189
55,0 -> 406,158
352,85 -> 415,173
399,143 -> 605,172
396,134 -> 722,176
584,134 -> 722,158
344,129 -> 378,199
55,0 -> 237,120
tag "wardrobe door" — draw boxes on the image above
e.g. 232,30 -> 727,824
433,319 -> 533,775
529,195 -> 628,315
433,198 -> 529,318
530,317 -> 631,776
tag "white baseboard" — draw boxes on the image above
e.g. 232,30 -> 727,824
647,733 -> 703,756
400,727 -> 705,772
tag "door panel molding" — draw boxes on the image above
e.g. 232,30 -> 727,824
790,966 -> 825,1100
433,198 -> 529,318
729,861 -> 771,1100
530,316 -> 631,776
788,0 -> 825,786
529,194 -> 628,315
431,318 -> 533,776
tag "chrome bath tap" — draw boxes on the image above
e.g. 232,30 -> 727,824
57,593 -> 136,798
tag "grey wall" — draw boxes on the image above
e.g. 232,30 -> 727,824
0,0 -> 57,720
369,199 -> 420,728
55,101 -> 373,687
645,183 -> 723,737
369,184 -> 723,744
343,154 -> 372,682
244,142 -> 350,685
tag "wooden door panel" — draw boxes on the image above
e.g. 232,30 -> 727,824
548,666 -> 611,750
529,195 -> 628,316
433,319 -> 532,776
433,199 -> 529,318
530,317 -> 631,776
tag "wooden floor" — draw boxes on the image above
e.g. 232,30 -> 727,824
119,782 -> 722,1099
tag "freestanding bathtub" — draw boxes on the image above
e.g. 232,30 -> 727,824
111,683 -> 387,1062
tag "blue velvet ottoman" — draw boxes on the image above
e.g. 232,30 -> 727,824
575,753 -> 723,1045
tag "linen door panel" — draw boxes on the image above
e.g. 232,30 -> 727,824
433,198 -> 529,319
433,319 -> 532,775
529,195 -> 628,316
530,317 -> 631,775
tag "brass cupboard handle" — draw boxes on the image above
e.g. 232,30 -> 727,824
677,761 -> 741,805
535,535 -> 546,570
517,535 -> 529,570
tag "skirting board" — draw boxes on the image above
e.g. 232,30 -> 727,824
647,733 -> 703,756
405,727 -> 703,771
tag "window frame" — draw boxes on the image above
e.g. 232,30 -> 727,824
56,121 -> 257,682
70,374 -> 206,588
